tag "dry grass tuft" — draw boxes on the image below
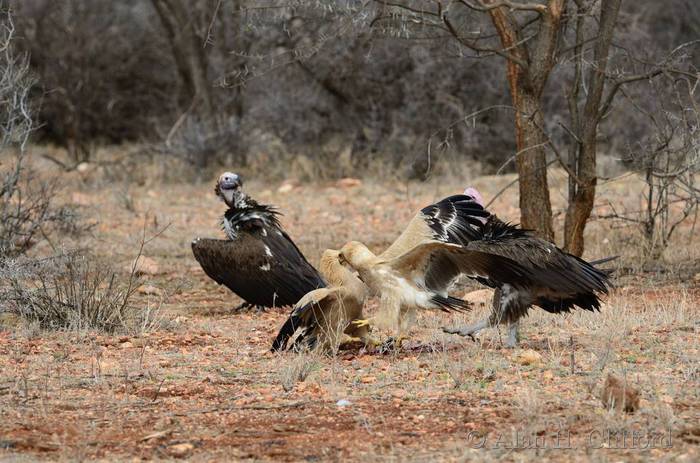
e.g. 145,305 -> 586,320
278,350 -> 322,392
0,249 -> 164,334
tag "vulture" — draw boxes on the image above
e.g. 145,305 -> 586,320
339,191 -> 612,348
271,249 -> 374,353
191,172 -> 325,310
442,187 -> 615,346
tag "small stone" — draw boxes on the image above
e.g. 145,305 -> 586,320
336,399 -> 352,407
337,178 -> 362,188
360,375 -> 376,384
601,374 -> 640,413
71,192 -> 92,206
168,443 -> 194,458
277,183 -> 294,193
516,349 -> 542,366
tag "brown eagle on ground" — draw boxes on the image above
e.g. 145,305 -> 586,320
191,173 -> 325,310
271,248 -> 375,353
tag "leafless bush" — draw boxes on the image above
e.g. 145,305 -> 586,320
0,247 -> 162,333
606,76 -> 699,257
14,0 -> 176,164
162,114 -> 243,171
0,4 -> 81,256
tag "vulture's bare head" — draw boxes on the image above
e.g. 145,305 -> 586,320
463,187 -> 484,207
339,241 -> 376,272
215,172 -> 243,207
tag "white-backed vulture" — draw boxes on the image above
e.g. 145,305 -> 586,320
271,249 -> 374,353
191,172 -> 325,310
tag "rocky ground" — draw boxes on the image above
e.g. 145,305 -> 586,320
1,164 -> 698,461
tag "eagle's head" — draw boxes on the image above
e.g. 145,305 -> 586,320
339,241 -> 376,272
215,172 -> 244,207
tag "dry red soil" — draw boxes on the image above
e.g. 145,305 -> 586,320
1,171 -> 698,461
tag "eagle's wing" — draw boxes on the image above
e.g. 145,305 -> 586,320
386,241 -> 534,295
379,195 -> 488,260
271,287 -> 343,351
191,230 -> 325,308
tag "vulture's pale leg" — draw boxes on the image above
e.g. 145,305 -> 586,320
504,321 -> 520,348
442,319 -> 490,341
375,294 -> 407,352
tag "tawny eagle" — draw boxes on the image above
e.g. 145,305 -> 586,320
272,249 -> 375,353
191,172 -> 325,310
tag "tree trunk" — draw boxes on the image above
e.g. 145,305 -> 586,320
564,0 -> 622,256
150,0 -> 214,117
515,90 -> 555,240
488,2 -> 560,241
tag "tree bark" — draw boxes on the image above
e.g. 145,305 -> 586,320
564,0 -> 622,256
515,90 -> 554,239
487,1 -> 565,241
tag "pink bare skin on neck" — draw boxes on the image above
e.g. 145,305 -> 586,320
463,187 -> 484,207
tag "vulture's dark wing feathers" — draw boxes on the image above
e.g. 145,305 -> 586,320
464,216 -> 612,313
421,194 -> 489,244
192,229 -> 325,308
380,194 -> 489,260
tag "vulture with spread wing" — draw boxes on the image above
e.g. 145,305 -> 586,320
441,187 -> 615,346
192,173 -> 325,310
271,249 -> 374,353
340,191 -> 612,347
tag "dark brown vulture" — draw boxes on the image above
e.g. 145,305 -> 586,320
339,190 -> 612,348
440,187 -> 615,346
191,172 -> 325,310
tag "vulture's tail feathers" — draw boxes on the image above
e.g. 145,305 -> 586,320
589,255 -> 619,266
431,294 -> 471,313
537,292 -> 602,314
589,255 -> 619,277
